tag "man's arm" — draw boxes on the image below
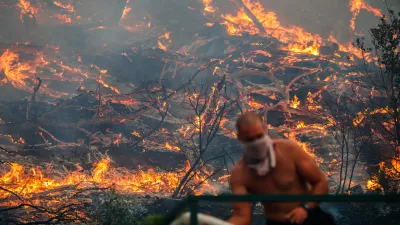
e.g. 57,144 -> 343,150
227,166 -> 252,225
291,140 -> 329,208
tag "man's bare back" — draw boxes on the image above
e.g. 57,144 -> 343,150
227,112 -> 334,225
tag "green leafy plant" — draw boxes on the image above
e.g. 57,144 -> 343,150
141,215 -> 166,225
86,189 -> 143,225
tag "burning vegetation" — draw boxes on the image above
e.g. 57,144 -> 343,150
0,0 -> 399,224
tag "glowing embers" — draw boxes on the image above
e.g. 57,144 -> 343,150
0,134 -> 26,145
120,0 -> 132,22
158,32 -> 172,51
202,0 -> 215,13
247,96 -> 264,108
51,0 -> 77,23
165,142 -> 180,151
17,0 -> 79,24
53,1 -> 75,13
366,158 -> 400,192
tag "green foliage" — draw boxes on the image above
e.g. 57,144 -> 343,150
355,9 -> 400,194
370,11 -> 400,76
141,208 -> 188,225
86,189 -> 144,225
141,215 -> 166,225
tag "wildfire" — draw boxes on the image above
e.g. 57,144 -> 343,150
198,0 -> 382,57
353,111 -> 365,126
365,156 -> 400,192
0,0 -> 394,215
51,14 -> 72,23
295,121 -> 326,133
158,31 -> 172,51
0,48 -> 123,97
97,78 -> 120,94
178,125 -> 191,138
286,133 -> 323,164
202,0 -> 215,13
306,91 -> 322,112
165,142 -> 180,151
53,1 -> 75,13
17,0 -> 38,23
290,95 -> 301,109
366,174 -> 382,191
248,96 -> 264,108
0,157 -> 215,203
352,107 -> 390,126
392,158 -> 400,172
349,0 -> 383,31
131,130 -> 141,138
380,158 -> 400,180
0,50 -> 32,90
220,0 -> 322,55
287,42 -> 320,56
326,33 -> 367,60
120,0 -> 132,21
110,97 -> 139,106
113,133 -> 123,146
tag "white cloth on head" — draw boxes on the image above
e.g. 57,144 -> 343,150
241,134 -> 276,176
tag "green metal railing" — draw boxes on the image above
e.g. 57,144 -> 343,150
164,194 -> 400,225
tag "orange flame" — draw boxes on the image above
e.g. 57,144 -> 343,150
290,95 -> 300,109
286,133 -> 323,164
165,142 -> 180,151
221,0 -> 322,55
158,32 -> 172,51
53,1 -> 75,13
0,48 -> 122,97
17,0 -> 38,23
0,50 -> 32,89
131,131 -> 141,138
51,14 -> 72,23
120,0 -> 132,21
349,0 -> 382,31
366,174 -> 382,191
0,158 -> 216,201
202,0 -> 215,13
248,97 -> 264,108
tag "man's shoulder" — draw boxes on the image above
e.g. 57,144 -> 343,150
272,138 -> 304,156
230,159 -> 246,183
231,158 -> 245,174
272,138 -> 299,147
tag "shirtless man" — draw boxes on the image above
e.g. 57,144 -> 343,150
227,112 -> 336,225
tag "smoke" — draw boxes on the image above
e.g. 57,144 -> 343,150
0,0 -> 392,53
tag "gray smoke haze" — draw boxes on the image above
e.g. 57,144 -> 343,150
0,0 -> 397,52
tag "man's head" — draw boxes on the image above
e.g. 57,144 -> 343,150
236,112 -> 266,143
236,112 -> 275,175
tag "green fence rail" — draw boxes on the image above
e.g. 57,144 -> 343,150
175,194 -> 400,225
